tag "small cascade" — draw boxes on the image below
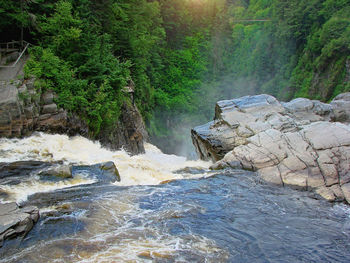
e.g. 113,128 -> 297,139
0,132 -> 212,203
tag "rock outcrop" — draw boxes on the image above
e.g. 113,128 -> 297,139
0,79 -> 87,137
98,102 -> 149,154
192,93 -> 350,203
0,78 -> 148,155
0,202 -> 39,247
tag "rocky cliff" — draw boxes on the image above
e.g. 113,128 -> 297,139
0,78 -> 148,155
98,101 -> 149,154
192,93 -> 350,204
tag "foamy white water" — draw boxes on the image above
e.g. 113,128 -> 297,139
0,133 -> 212,202
2,134 -> 350,263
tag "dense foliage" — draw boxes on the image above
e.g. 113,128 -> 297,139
0,0 -> 349,154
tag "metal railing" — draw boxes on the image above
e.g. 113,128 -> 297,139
0,40 -> 31,68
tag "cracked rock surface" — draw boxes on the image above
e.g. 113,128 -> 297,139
192,93 -> 350,203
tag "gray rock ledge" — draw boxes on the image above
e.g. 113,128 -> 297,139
192,93 -> 350,203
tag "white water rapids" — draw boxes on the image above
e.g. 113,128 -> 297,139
2,133 -> 350,263
0,132 -> 211,203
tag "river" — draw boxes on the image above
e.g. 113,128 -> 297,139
0,133 -> 350,262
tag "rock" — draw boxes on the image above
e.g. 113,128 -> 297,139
330,184 -> 345,201
0,79 -> 88,137
0,161 -> 50,179
303,122 -> 350,150
72,161 -> 121,183
98,102 -> 148,155
25,78 -> 36,90
36,111 -> 71,133
0,78 -> 148,155
315,186 -> 336,201
39,165 -> 72,180
0,83 -> 22,137
99,161 -> 121,181
0,202 -> 39,247
192,93 -> 350,204
41,90 -> 54,105
41,103 -> 58,114
192,121 -> 237,161
17,84 -> 27,95
331,92 -> 350,122
342,183 -> 350,204
282,97 -> 334,122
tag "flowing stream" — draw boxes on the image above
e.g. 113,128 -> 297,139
1,133 -> 350,262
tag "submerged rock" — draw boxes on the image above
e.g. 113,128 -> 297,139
192,93 -> 350,204
0,202 -> 39,247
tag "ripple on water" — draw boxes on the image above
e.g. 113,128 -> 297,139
1,134 -> 350,262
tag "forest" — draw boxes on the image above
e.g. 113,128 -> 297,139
0,0 -> 349,155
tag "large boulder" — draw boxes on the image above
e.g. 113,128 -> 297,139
0,202 -> 39,247
192,93 -> 350,203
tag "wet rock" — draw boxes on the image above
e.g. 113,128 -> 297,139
39,165 -> 72,180
192,93 -> 350,204
0,161 -> 51,179
72,161 -> 121,183
0,202 -> 39,247
99,161 -> 121,182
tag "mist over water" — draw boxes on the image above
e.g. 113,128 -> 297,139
150,75 -> 263,158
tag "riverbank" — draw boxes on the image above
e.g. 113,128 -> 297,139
0,78 -> 148,155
